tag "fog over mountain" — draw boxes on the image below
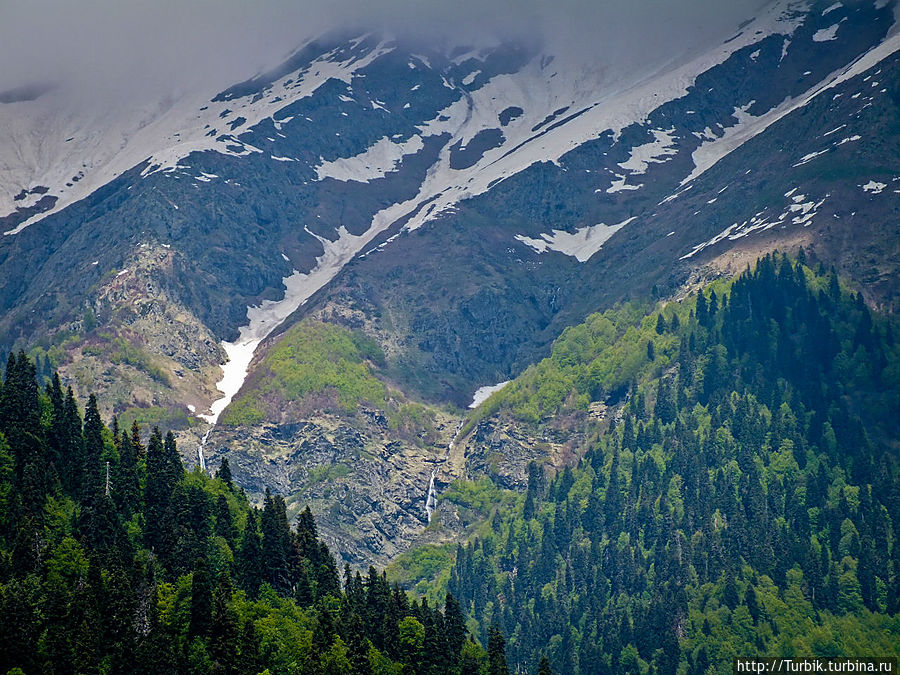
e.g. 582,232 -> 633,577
0,0 -> 770,98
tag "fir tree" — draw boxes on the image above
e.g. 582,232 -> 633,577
487,625 -> 510,675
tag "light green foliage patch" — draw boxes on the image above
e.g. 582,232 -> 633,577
222,320 -> 387,425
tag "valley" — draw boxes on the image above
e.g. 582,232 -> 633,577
0,3 -> 899,671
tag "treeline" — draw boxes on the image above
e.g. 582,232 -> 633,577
446,253 -> 900,673
0,353 -> 508,674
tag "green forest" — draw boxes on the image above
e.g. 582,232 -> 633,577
1,253 -> 899,674
441,253 -> 900,673
0,356 -> 507,674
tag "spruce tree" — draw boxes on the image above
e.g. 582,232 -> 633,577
82,394 -> 106,501
487,625 -> 510,675
113,424 -> 141,516
538,655 -> 553,675
237,510 -> 265,597
189,558 -> 213,638
216,457 -> 233,488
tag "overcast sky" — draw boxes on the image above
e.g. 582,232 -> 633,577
0,0 -> 771,96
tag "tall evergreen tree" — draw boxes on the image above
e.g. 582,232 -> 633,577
190,558 -> 214,638
487,625 -> 510,675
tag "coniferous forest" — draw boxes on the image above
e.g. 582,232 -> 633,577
0,357 -> 493,673
445,254 -> 900,673
1,254 -> 899,674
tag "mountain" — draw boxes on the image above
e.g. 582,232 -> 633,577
0,0 -> 899,564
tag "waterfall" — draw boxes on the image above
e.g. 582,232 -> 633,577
198,428 -> 210,474
425,470 -> 438,523
446,420 -> 463,459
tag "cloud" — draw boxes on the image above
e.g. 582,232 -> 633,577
0,0 -> 771,97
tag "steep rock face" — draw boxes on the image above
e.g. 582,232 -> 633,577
52,243 -> 223,425
200,409 -> 465,567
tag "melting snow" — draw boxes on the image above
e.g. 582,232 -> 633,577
315,135 -> 424,182
682,194 -> 827,259
681,102 -> 757,184
514,216 -> 636,262
462,70 -> 482,86
3,0 -> 818,242
469,381 -> 511,408
315,0 -> 812,238
680,31 -> 900,187
618,127 -> 678,174
813,23 -> 841,42
200,225 -> 380,424
792,148 -> 829,166
606,173 -> 644,193
861,180 -> 886,194
2,37 -> 394,235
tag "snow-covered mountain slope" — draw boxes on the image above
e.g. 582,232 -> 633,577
209,0 -> 900,562
1,0 -> 898,412
0,34 -> 394,234
0,0 -> 838,237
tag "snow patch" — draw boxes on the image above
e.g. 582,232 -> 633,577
469,381 -> 511,409
861,180 -> 886,194
606,173 -> 644,193
681,102 -> 757,184
618,127 -> 678,174
792,148 -> 829,166
514,216 -> 636,262
813,24 -> 841,42
315,135 -> 424,182
462,70 -> 482,86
